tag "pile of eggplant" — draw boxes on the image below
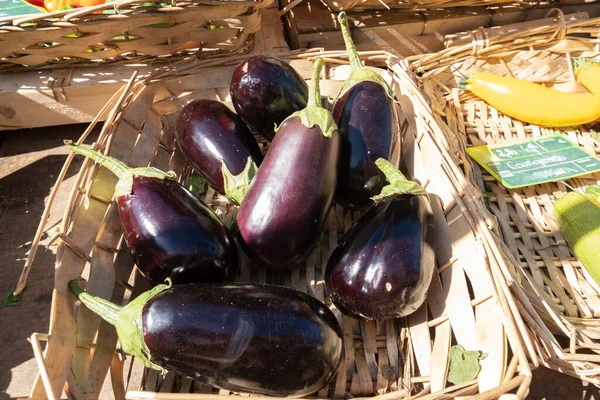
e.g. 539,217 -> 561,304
68,12 -> 435,398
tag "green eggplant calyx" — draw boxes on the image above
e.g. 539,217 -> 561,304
336,12 -> 394,100
116,279 -> 172,372
285,106 -> 338,139
371,158 -> 427,202
64,140 -> 177,197
69,278 -> 173,373
221,156 -> 258,206
277,57 -> 338,138
339,68 -> 394,101
572,57 -> 600,75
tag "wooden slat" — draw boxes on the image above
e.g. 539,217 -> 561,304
0,64 -> 154,130
71,202 -> 119,395
29,175 -> 112,399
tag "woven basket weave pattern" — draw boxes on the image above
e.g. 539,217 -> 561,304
0,0 -> 270,72
27,50 -> 532,399
319,0 -> 588,13
401,14 -> 600,383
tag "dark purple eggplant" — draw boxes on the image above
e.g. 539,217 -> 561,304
69,279 -> 343,397
325,159 -> 435,320
175,99 -> 263,205
65,141 -> 238,286
236,58 -> 340,269
332,12 -> 399,209
230,55 -> 309,141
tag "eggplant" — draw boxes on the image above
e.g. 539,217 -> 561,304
69,279 -> 343,397
325,159 -> 435,320
230,55 -> 309,141
65,141 -> 238,286
237,58 -> 340,269
332,12 -> 398,209
175,99 -> 263,205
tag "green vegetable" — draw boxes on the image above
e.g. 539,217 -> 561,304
187,171 -> 208,197
585,185 -> 600,201
143,22 -> 175,28
109,35 -> 140,41
554,191 -> 600,286
447,345 -> 487,384
1,287 -> 24,311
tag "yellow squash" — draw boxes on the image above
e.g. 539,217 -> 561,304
573,57 -> 600,96
460,72 -> 600,127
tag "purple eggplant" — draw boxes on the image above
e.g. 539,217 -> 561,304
325,159 -> 435,320
332,12 -> 398,209
69,279 -> 343,397
175,99 -> 263,205
230,55 -> 308,141
66,141 -> 238,286
236,58 -> 340,269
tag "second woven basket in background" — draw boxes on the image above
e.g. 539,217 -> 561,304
398,11 -> 600,385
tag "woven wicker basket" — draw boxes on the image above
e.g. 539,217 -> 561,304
318,0 -> 590,13
24,49 -> 532,400
397,11 -> 600,385
0,0 -> 272,72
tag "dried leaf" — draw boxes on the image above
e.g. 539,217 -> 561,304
0,287 -> 25,311
447,345 -> 487,384
187,171 -> 208,197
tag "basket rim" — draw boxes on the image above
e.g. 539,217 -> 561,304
0,0 -> 273,27
406,10 -> 600,75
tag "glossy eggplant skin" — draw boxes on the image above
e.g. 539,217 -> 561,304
142,283 -> 343,397
176,99 -> 263,196
333,81 -> 394,209
230,56 -> 308,141
236,117 -> 339,269
325,194 -> 435,320
118,177 -> 238,285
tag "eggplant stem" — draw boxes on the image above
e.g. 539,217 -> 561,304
372,158 -> 427,202
64,140 -> 130,180
308,58 -> 324,107
65,140 -> 177,197
221,156 -> 258,206
69,279 -> 121,326
338,12 -> 363,72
